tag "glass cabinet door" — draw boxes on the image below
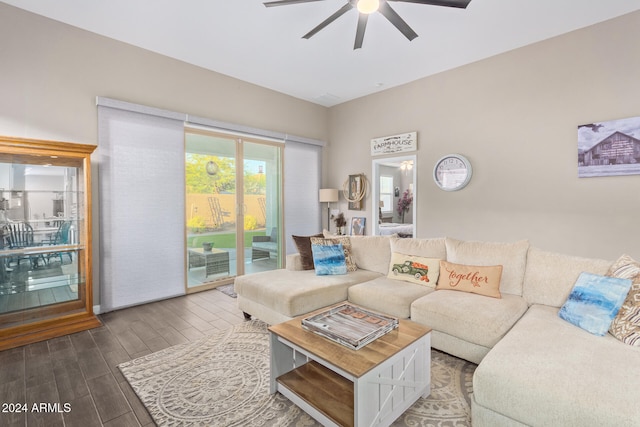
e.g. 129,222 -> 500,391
0,136 -> 100,350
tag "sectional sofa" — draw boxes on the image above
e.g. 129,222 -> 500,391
234,234 -> 640,426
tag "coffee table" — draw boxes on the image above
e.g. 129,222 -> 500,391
268,305 -> 431,427
187,247 -> 229,277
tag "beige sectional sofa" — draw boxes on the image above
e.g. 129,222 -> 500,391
234,234 -> 640,426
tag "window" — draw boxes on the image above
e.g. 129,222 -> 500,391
380,175 -> 394,214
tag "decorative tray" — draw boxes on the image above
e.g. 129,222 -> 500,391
301,303 -> 399,350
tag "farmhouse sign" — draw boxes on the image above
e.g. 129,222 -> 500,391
371,132 -> 417,156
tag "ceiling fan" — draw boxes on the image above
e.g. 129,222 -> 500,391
263,0 -> 472,49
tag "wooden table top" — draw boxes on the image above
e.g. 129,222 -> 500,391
269,304 -> 431,378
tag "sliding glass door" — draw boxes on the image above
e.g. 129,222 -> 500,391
243,140 -> 283,274
185,129 -> 282,291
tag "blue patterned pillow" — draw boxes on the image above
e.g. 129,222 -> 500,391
559,272 -> 632,336
311,243 -> 347,276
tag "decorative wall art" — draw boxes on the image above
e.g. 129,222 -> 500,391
371,132 -> 417,156
343,174 -> 367,210
578,116 -> 640,178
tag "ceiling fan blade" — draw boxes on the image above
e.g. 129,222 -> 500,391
354,14 -> 369,49
386,0 -> 471,8
302,3 -> 354,39
264,0 -> 327,7
378,2 -> 418,41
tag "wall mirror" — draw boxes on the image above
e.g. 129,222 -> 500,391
371,155 -> 416,237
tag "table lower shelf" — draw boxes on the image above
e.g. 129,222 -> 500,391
277,360 -> 354,427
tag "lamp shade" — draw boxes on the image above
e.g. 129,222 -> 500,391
319,188 -> 339,203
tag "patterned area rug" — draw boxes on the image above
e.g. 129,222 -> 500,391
119,320 -> 475,427
216,283 -> 237,298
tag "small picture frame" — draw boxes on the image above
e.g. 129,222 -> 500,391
350,217 -> 366,236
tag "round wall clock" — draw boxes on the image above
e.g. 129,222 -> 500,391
433,154 -> 473,191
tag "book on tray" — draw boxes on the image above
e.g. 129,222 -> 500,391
301,303 -> 399,350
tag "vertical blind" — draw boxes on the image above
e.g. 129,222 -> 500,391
97,105 -> 186,311
96,97 -> 325,311
283,140 -> 322,254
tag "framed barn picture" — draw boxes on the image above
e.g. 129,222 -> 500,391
578,116 -> 640,178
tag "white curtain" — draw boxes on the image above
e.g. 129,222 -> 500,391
97,104 -> 186,312
283,140 -> 322,254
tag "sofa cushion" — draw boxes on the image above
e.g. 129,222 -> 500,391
291,233 -> 324,270
522,247 -> 612,307
349,235 -> 393,275
348,276 -> 433,319
607,254 -> 640,345
286,253 -> 304,271
390,236 -> 447,259
410,290 -> 528,349
311,236 -> 357,272
445,238 -> 529,296
234,268 -> 382,318
436,261 -> 503,298
387,253 -> 440,287
558,272 -> 632,336
473,304 -> 640,426
311,243 -> 347,276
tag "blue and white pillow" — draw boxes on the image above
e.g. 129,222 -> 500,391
311,243 -> 347,276
559,272 -> 632,336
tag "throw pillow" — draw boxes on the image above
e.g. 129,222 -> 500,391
445,238 -> 529,296
291,233 -> 324,270
558,272 -> 632,336
387,252 -> 441,288
310,236 -> 357,272
607,254 -> 640,345
311,243 -> 347,276
436,260 -> 503,298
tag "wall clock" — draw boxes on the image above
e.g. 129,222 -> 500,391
433,154 -> 472,191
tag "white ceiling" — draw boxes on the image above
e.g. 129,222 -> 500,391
4,0 -> 640,107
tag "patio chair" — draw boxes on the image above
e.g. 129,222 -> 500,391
251,227 -> 278,262
208,197 -> 231,229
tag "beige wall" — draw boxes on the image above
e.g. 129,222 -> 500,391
0,3 -> 329,143
327,11 -> 640,261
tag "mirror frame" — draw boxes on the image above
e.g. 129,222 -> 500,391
371,154 -> 417,237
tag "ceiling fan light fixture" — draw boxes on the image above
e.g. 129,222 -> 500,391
357,0 -> 380,14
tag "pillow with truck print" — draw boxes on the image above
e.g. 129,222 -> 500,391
387,252 -> 441,288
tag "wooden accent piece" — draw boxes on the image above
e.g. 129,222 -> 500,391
269,304 -> 432,427
0,135 -> 100,350
269,306 -> 431,378
278,361 -> 354,427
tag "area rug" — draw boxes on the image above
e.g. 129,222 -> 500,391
216,283 -> 237,298
119,320 -> 475,427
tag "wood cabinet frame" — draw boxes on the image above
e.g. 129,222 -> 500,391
0,136 -> 101,350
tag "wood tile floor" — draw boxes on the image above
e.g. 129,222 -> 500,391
0,288 -> 246,426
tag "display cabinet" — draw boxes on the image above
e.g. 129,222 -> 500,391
0,136 -> 100,350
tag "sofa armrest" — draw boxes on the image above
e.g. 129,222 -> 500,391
286,253 -> 304,271
252,235 -> 271,243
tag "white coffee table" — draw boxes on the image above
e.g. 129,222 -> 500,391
268,306 -> 431,427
